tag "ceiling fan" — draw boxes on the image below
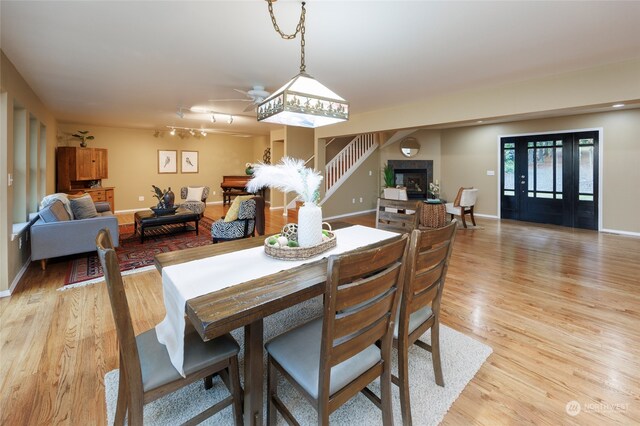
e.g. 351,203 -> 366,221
209,85 -> 271,112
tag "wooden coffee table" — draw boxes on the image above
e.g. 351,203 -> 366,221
134,208 -> 200,243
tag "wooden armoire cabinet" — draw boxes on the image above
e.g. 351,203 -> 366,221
56,146 -> 115,211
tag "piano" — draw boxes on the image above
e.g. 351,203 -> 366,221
220,175 -> 266,205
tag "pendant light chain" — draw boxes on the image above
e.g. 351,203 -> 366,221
267,1 -> 307,73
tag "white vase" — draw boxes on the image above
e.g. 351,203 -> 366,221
297,202 -> 323,247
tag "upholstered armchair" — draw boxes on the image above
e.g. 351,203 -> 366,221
179,186 -> 210,217
445,187 -> 479,228
211,196 -> 265,243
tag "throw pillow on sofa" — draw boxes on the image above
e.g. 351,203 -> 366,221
70,194 -> 99,219
39,200 -> 71,222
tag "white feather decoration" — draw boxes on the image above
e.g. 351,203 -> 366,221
247,157 -> 323,204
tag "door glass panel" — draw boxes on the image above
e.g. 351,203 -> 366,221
555,147 -> 563,192
537,193 -> 553,199
556,194 -> 563,199
504,190 -> 515,196
579,195 -> 594,201
555,140 -> 563,146
536,141 -> 554,147
504,148 -> 515,190
579,146 -> 594,194
536,147 -> 553,191
528,148 -> 534,190
528,192 -> 534,197
579,138 -> 594,145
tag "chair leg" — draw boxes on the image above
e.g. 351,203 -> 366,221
114,365 -> 129,426
432,322 -> 445,387
380,358 -> 394,426
460,212 -> 467,228
469,206 -> 477,226
229,356 -> 244,426
267,356 -> 277,426
40,259 -> 47,270
398,339 -> 412,426
204,374 -> 214,390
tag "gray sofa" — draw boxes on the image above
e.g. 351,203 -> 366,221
31,199 -> 119,269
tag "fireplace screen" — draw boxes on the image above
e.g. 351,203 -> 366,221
395,170 -> 428,198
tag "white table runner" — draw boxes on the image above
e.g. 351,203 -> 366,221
155,225 -> 399,375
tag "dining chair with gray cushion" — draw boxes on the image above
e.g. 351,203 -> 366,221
445,187 -> 478,228
96,228 -> 243,426
180,186 -> 210,217
376,197 -> 421,234
393,221 -> 457,425
265,234 -> 409,425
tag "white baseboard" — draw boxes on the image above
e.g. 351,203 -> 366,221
601,228 -> 640,237
270,206 -> 285,211
474,213 -> 499,219
1,256 -> 32,297
324,209 -> 377,221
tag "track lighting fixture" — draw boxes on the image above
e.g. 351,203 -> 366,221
189,129 -> 196,136
176,108 -> 185,119
210,114 -> 216,123
200,130 -> 207,137
227,116 -> 234,124
169,128 -> 176,136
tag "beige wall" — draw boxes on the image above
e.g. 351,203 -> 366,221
321,150 -> 380,218
380,129 -> 442,189
440,109 -> 640,232
57,124 -> 260,210
316,59 -> 640,139
1,50 -> 58,292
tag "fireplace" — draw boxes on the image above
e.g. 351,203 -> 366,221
387,160 -> 433,199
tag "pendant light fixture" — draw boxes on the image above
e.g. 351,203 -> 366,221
257,1 -> 349,128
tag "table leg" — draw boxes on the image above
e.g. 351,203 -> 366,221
140,225 -> 145,244
244,320 -> 264,426
195,218 -> 200,236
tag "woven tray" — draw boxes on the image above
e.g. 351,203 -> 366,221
264,231 -> 337,261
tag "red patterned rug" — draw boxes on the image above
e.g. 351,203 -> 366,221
62,217 -> 214,288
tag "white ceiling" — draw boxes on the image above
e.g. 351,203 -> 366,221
2,1 -> 640,136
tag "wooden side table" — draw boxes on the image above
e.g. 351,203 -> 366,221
420,202 -> 446,228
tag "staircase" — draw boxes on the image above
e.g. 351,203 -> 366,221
321,133 -> 377,204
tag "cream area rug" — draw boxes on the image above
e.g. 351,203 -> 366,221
105,297 -> 492,425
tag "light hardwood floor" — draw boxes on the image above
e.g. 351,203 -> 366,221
1,204 -> 639,425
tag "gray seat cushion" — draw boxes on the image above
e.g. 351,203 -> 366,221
137,327 -> 239,392
394,305 -> 433,339
265,318 -> 381,399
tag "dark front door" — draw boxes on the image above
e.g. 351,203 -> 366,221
501,131 -> 598,230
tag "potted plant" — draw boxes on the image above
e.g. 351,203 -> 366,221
71,130 -> 94,147
382,163 -> 395,188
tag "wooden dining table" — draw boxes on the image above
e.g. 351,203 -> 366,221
154,224 -> 401,425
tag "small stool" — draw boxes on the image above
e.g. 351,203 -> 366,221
420,202 -> 446,228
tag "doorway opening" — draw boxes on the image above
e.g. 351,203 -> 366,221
500,130 -> 598,230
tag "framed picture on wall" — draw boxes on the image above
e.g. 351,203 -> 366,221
158,150 -> 177,174
181,150 -> 199,173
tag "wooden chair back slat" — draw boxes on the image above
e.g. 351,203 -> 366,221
415,244 -> 449,275
335,265 -> 402,311
336,240 -> 407,284
411,267 -> 442,296
330,319 -> 389,367
375,198 -> 420,233
410,285 -> 439,314
334,290 -> 395,341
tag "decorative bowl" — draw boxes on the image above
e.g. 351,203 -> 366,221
150,206 -> 178,216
